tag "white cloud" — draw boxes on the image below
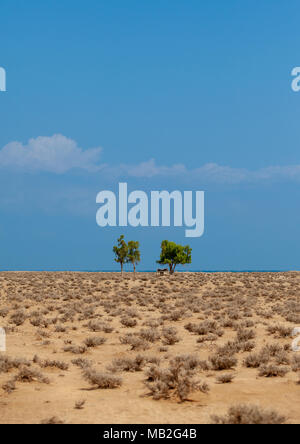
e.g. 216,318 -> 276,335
123,160 -> 300,183
119,159 -> 187,178
120,160 -> 300,184
192,163 -> 248,184
1,134 -> 300,184
0,134 -> 102,173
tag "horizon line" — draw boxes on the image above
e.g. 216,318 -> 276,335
0,269 -> 298,273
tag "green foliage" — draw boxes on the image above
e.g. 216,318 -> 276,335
113,235 -> 128,273
127,240 -> 141,273
157,240 -> 192,274
113,236 -> 141,274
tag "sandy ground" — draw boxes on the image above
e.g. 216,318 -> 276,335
0,271 -> 299,424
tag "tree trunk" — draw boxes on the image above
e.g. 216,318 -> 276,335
169,264 -> 176,275
121,262 -> 123,276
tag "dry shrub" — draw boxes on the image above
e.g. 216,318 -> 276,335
185,320 -> 218,336
211,404 -> 286,424
291,355 -> 300,372
103,325 -> 114,333
63,345 -> 87,354
120,333 -> 149,351
2,379 -> 16,393
139,328 -> 160,343
274,351 -> 290,365
120,317 -> 137,328
55,325 -> 67,333
145,359 -> 209,402
36,329 -> 50,338
196,333 -> 218,343
236,328 -> 255,342
267,325 -> 291,338
71,358 -> 92,369
15,367 -> 50,384
9,309 -> 27,326
166,309 -> 183,321
217,341 -> 240,355
216,373 -> 235,384
0,355 -> 31,373
258,364 -> 289,378
261,343 -> 282,357
209,354 -> 238,371
244,352 -> 269,368
171,354 -> 208,372
39,360 -> 69,371
0,307 -> 9,318
108,355 -> 145,373
74,400 -> 86,410
161,327 -> 180,345
240,341 -> 256,352
40,416 -> 64,424
30,316 -> 49,328
86,320 -> 105,332
82,367 -> 122,389
84,336 -> 106,348
146,356 -> 161,365
85,320 -> 113,333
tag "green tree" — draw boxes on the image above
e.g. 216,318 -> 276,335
113,235 -> 128,275
127,240 -> 141,275
157,240 -> 192,274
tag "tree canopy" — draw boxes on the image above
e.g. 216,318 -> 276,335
157,240 -> 192,274
113,235 -> 141,274
113,235 -> 128,274
127,240 -> 141,274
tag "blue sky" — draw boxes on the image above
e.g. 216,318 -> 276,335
1,0 -> 300,271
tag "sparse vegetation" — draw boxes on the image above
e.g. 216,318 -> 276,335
258,364 -> 289,378
74,400 -> 86,410
144,357 -> 209,402
82,367 -> 122,389
216,374 -> 235,384
0,271 -> 298,424
211,405 -> 286,424
84,336 -> 106,348
209,354 -> 238,371
40,416 -> 64,425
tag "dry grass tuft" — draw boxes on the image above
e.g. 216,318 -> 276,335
74,399 -> 86,410
40,416 -> 64,424
216,374 -> 235,384
211,404 -> 286,424
82,367 -> 122,389
258,364 -> 289,378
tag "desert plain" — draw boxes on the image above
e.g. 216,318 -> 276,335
0,271 -> 299,424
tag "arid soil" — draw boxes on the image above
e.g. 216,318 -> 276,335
0,271 -> 299,424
